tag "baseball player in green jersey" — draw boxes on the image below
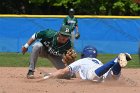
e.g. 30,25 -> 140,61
63,8 -> 80,44
22,25 -> 75,79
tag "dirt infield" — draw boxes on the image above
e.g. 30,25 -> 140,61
0,67 -> 140,93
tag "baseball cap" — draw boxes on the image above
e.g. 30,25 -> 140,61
59,25 -> 71,37
69,8 -> 75,13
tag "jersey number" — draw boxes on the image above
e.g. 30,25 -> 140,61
65,28 -> 69,32
92,59 -> 99,64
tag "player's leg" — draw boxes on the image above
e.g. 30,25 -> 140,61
112,53 -> 132,75
110,53 -> 132,79
95,59 -> 116,77
71,31 -> 75,47
27,42 -> 46,79
47,55 -> 65,69
95,53 -> 132,77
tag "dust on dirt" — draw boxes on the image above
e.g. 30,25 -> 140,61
0,67 -> 140,93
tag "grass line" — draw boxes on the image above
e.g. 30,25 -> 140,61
0,53 -> 139,68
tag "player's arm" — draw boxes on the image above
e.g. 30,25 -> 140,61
44,67 -> 70,79
22,33 -> 36,55
75,25 -> 79,33
63,17 -> 68,25
75,19 -> 79,33
75,19 -> 80,39
52,67 -> 70,78
22,31 -> 46,55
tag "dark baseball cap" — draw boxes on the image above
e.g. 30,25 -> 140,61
59,25 -> 71,37
69,8 -> 75,15
69,8 -> 75,13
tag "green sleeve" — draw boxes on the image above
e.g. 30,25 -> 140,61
75,18 -> 78,26
35,30 -> 47,39
35,29 -> 56,39
63,16 -> 68,25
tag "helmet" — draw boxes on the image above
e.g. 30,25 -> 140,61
69,8 -> 75,14
81,46 -> 98,58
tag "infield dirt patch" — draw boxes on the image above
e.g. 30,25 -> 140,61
0,67 -> 140,93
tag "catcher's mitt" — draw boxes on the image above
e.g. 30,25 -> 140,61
62,49 -> 77,65
75,32 -> 80,39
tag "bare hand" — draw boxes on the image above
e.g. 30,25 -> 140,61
22,46 -> 28,55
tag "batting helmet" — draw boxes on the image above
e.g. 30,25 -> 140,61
81,46 -> 98,58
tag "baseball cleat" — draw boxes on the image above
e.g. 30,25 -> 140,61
125,53 -> 132,61
27,70 -> 34,79
117,53 -> 128,68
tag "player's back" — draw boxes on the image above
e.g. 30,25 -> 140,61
69,58 -> 103,80
80,58 -> 103,69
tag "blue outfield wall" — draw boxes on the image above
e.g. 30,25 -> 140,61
0,16 -> 140,54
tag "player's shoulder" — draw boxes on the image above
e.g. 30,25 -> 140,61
45,29 -> 57,34
92,58 -> 100,61
74,17 -> 77,20
79,58 -> 91,61
67,15 -> 70,18
38,28 -> 56,32
41,29 -> 57,37
46,28 -> 57,32
75,58 -> 94,64
64,16 -> 69,19
91,58 -> 103,64
82,58 -> 101,63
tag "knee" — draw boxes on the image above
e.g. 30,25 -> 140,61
32,43 -> 43,51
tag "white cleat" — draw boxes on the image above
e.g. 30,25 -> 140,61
27,75 -> 34,79
117,53 -> 128,68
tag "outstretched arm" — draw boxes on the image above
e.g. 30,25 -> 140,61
40,67 -> 70,81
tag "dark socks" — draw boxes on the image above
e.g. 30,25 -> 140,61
112,62 -> 121,75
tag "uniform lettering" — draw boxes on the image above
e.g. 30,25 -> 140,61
43,41 -> 50,47
48,47 -> 62,56
68,20 -> 76,24
43,41 -> 62,56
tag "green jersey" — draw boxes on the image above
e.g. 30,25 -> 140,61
35,29 -> 72,56
63,16 -> 78,31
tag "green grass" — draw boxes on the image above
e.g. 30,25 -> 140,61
0,53 -> 53,67
0,53 -> 140,68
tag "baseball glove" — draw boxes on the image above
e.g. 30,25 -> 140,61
62,49 -> 77,65
75,32 -> 80,39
